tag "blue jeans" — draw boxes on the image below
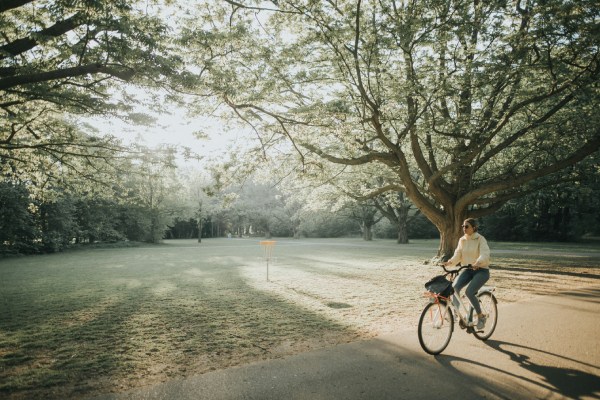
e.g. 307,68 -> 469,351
453,268 -> 490,315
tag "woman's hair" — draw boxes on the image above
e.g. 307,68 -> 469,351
464,218 -> 479,232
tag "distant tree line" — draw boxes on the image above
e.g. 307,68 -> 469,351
0,182 -> 159,255
3,170 -> 598,256
0,143 -> 182,256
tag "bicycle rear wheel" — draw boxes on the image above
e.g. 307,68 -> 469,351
418,301 -> 454,355
473,292 -> 498,340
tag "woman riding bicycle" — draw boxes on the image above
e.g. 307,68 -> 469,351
443,218 -> 491,329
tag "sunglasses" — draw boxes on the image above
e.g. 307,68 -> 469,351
462,225 -> 472,229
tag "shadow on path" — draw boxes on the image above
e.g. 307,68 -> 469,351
483,339 -> 600,400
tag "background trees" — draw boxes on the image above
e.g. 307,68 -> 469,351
2,152 -> 598,256
484,155 -> 600,242
0,182 -> 37,254
125,146 -> 182,243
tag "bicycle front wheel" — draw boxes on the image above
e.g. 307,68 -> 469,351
418,301 -> 454,355
473,292 -> 498,340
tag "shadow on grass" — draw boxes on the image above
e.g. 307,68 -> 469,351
280,257 -> 364,280
0,249 -> 359,399
490,264 -> 600,280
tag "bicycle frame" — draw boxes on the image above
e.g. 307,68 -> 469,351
424,286 -> 495,328
424,265 -> 496,329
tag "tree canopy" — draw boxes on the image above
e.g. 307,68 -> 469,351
0,0 -> 181,193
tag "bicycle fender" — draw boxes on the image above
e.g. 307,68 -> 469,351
477,286 -> 496,295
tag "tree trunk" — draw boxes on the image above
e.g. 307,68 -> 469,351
197,218 -> 202,243
437,212 -> 467,260
396,224 -> 408,244
363,224 -> 373,241
197,203 -> 202,243
148,210 -> 161,244
396,208 -> 409,244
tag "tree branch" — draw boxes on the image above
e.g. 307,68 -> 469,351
340,184 -> 405,202
0,12 -> 84,60
0,63 -> 135,90
0,0 -> 33,13
301,141 -> 389,166
221,0 -> 300,14
457,135 -> 600,210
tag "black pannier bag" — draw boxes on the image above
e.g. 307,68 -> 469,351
425,275 -> 454,297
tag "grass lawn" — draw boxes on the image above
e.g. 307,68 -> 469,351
1,238 -> 599,399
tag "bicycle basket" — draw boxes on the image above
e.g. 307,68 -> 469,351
425,275 -> 454,297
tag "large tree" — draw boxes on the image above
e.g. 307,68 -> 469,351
183,0 -> 600,257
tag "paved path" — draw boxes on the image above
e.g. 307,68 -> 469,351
92,286 -> 600,400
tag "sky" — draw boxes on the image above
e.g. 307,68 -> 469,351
88,99 -> 252,168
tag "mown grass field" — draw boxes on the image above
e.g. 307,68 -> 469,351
1,238 -> 599,399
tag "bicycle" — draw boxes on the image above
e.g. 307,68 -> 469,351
418,265 -> 498,355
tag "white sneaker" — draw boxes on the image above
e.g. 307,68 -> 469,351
477,315 -> 486,330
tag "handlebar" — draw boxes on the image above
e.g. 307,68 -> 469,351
439,264 -> 473,276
